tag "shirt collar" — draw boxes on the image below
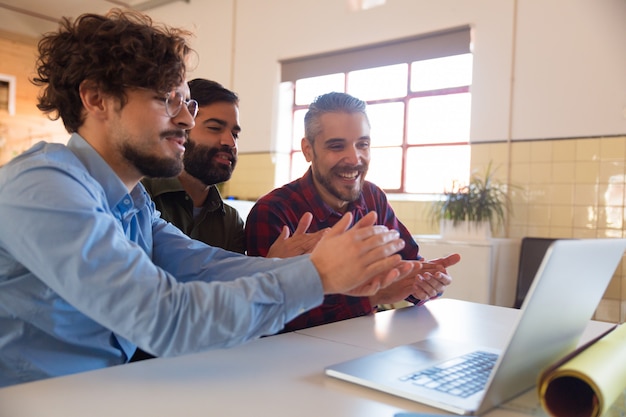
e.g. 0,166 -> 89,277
66,133 -> 132,210
144,177 -> 185,197
143,176 -> 225,213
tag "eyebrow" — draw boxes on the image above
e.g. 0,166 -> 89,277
325,136 -> 370,143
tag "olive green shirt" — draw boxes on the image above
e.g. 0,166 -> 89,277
141,177 -> 246,254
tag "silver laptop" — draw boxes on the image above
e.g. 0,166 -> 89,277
325,238 -> 626,415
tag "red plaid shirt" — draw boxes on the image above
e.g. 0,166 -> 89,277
245,168 -> 421,333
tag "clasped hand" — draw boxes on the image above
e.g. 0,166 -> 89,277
310,211 -> 412,297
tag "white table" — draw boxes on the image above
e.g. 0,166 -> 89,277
0,299 -> 614,417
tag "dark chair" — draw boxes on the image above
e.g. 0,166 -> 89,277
514,237 -> 557,308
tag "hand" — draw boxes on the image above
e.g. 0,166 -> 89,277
369,253 -> 460,306
310,211 -> 410,296
412,253 -> 461,300
266,212 -> 328,258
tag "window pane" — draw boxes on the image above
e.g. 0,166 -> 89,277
292,109 -> 307,149
407,93 -> 471,145
290,151 -> 310,179
295,73 -> 345,105
367,102 -> 404,147
347,63 -> 407,101
368,147 -> 402,190
405,145 -> 470,194
411,53 -> 473,92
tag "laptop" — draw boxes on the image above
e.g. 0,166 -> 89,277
325,238 -> 626,415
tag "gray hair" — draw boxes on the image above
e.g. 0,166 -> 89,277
303,92 -> 369,143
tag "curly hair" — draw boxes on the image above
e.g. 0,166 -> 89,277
32,8 -> 195,133
303,91 -> 369,144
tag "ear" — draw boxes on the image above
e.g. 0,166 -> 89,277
301,137 -> 313,162
78,80 -> 108,120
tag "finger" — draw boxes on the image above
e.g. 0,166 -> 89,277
430,253 -> 461,268
324,212 -> 353,238
414,277 -> 440,298
361,231 -> 404,257
350,211 -> 377,229
420,262 -> 446,274
278,225 -> 290,241
362,253 -> 404,281
293,212 -> 313,236
387,261 -> 415,286
418,272 -> 449,294
344,225 -> 396,253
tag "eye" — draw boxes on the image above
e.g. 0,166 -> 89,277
326,141 -> 344,151
206,123 -> 223,132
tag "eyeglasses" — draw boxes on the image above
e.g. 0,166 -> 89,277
163,90 -> 199,119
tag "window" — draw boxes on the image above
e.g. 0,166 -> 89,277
0,74 -> 16,116
279,27 -> 472,195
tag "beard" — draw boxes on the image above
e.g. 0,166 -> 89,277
312,161 -> 367,203
183,139 -> 237,186
121,140 -> 183,179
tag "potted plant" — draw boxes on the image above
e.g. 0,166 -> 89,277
428,163 -> 512,240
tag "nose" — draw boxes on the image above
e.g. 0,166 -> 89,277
220,132 -> 237,148
172,105 -> 195,130
343,144 -> 361,165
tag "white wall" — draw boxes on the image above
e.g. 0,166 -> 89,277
230,0 -> 515,150
512,0 -> 626,140
1,0 -> 624,150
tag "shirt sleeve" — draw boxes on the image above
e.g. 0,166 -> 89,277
0,164 -> 324,357
245,199 -> 283,257
245,198 -> 374,332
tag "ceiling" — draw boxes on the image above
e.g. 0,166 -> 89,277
0,0 -> 187,38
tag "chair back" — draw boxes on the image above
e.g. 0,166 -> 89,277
514,237 -> 557,308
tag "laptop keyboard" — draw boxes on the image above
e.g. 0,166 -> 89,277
399,351 -> 499,398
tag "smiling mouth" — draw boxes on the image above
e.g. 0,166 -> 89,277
169,136 -> 186,147
214,152 -> 234,165
337,170 -> 360,180
163,130 -> 187,146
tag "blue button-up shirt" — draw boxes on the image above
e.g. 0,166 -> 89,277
0,134 -> 322,387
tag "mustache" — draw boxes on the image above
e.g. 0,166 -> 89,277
162,129 -> 187,140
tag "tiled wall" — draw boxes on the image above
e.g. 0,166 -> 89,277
230,136 -> 626,323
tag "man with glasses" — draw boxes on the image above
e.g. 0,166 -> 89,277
136,79 -> 323,361
0,10 -> 416,387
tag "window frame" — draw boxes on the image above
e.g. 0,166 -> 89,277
280,27 -> 472,195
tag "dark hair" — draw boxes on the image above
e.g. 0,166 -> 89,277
188,78 -> 239,107
303,92 -> 368,143
33,8 -> 194,133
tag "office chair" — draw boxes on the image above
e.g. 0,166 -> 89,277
514,237 -> 557,308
